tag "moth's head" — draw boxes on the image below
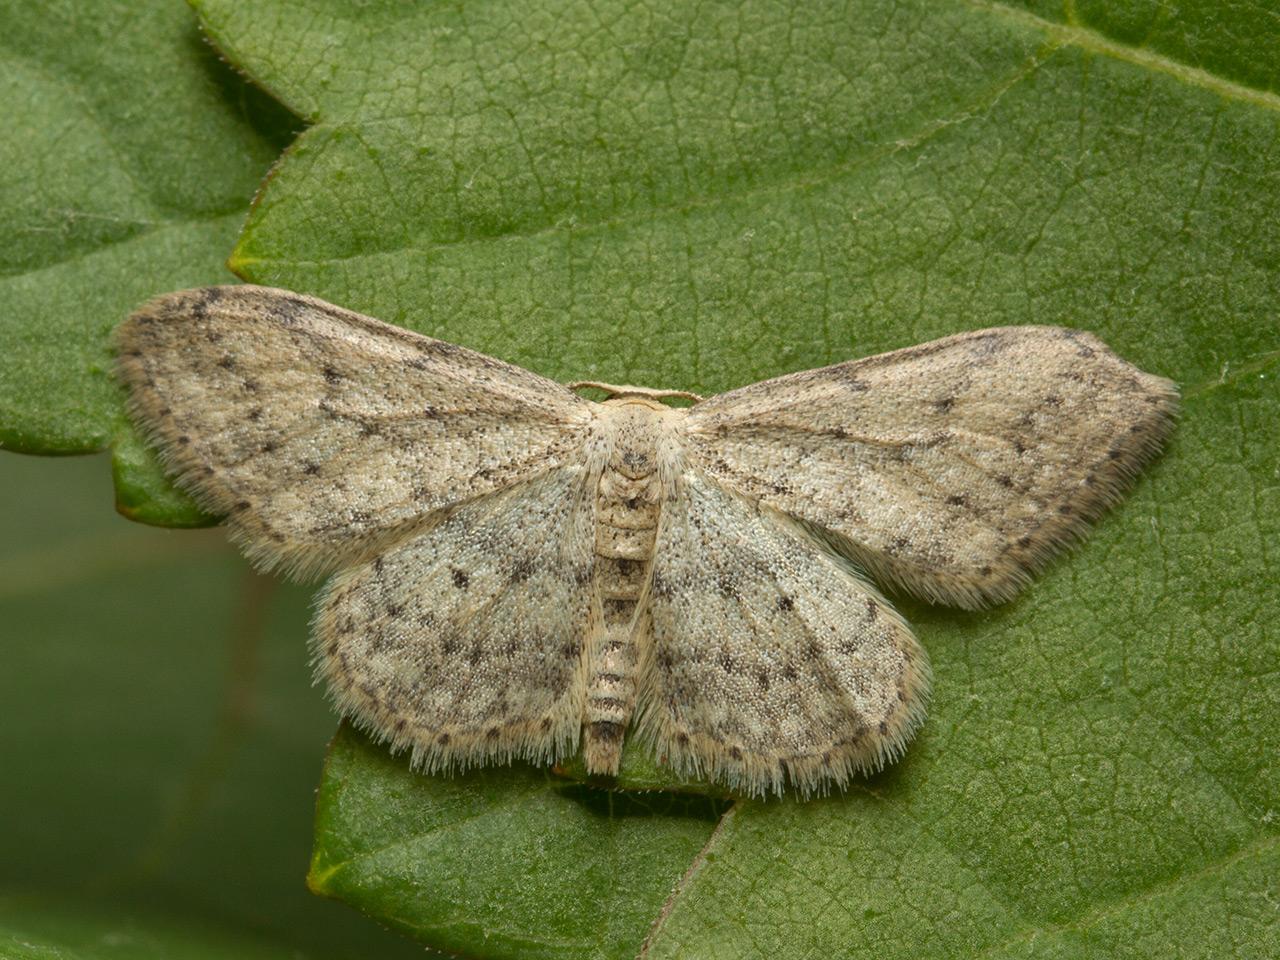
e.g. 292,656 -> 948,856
569,380 -> 703,408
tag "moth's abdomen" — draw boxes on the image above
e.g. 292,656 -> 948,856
584,464 -> 662,774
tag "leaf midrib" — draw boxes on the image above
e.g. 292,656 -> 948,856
972,0 -> 1280,112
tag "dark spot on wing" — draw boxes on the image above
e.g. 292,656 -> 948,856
510,557 -> 535,583
967,332 -> 1005,357
270,296 -> 308,324
452,568 -> 470,589
423,340 -> 461,358
776,595 -> 794,612
715,571 -> 739,599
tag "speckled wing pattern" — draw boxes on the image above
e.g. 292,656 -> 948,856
116,288 -> 1177,798
316,468 -> 598,771
683,327 -> 1179,610
639,471 -> 930,795
116,286 -> 594,579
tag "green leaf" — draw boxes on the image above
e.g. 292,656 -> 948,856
4,0 -> 1278,958
0,0 -> 295,522
0,452 -> 426,958
310,725 -> 728,960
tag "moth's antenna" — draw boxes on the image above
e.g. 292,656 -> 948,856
569,380 -> 704,403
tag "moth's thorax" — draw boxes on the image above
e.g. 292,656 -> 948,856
598,396 -> 681,479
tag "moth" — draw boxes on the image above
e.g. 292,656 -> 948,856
115,286 -> 1177,796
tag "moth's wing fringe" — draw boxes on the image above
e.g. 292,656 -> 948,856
629,643 -> 931,801
305,476 -> 599,777
629,510 -> 934,800
309,570 -> 589,774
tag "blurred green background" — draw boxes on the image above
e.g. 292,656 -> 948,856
0,451 -> 423,957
